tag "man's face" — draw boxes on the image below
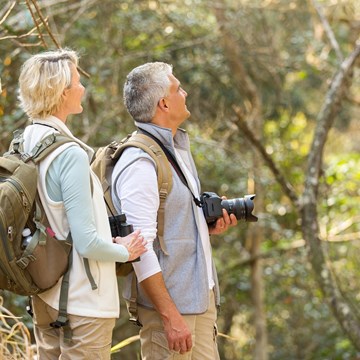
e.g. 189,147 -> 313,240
165,73 -> 190,125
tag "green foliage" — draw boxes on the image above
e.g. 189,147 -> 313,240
1,0 -> 359,358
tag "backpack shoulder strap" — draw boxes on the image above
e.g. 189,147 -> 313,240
114,133 -> 173,197
31,134 -> 74,163
114,133 -> 173,254
92,141 -> 123,216
9,131 -> 74,164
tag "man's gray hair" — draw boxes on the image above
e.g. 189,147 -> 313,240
123,62 -> 173,123
18,48 -> 78,119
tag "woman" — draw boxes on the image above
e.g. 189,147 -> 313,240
18,48 -> 146,359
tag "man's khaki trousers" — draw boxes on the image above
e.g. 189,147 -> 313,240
138,291 -> 220,360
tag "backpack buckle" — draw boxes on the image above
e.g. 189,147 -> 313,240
50,319 -> 69,329
129,316 -> 142,327
20,153 -> 32,163
42,134 -> 56,147
11,130 -> 24,153
12,139 -> 24,153
16,255 -> 36,269
159,188 -> 168,200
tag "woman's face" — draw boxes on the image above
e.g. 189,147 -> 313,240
60,64 -> 85,119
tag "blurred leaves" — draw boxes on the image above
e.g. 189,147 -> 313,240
0,0 -> 359,359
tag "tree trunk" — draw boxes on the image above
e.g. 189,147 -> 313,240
249,167 -> 268,360
301,41 -> 360,349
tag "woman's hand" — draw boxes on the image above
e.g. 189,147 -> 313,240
113,229 -> 147,261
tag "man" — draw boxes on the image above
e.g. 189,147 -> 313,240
112,62 -> 236,359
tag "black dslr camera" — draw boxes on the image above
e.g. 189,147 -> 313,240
200,192 -> 258,224
109,213 -> 140,262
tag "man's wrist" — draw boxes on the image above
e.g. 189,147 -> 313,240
159,303 -> 178,320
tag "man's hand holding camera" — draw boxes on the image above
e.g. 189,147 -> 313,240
209,204 -> 238,235
201,191 -> 258,235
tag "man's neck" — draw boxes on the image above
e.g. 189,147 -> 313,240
151,117 -> 177,137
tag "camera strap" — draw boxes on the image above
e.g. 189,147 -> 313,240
138,128 -> 202,208
104,196 -> 116,217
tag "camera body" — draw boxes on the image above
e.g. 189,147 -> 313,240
200,192 -> 258,224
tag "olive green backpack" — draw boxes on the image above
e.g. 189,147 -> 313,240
0,130 -> 74,296
91,131 -> 173,277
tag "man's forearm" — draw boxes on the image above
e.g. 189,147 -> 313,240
140,272 -> 180,321
139,272 -> 193,353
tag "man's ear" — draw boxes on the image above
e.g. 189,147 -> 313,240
158,97 -> 169,112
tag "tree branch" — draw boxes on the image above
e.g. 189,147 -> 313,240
311,0 -> 343,63
326,232 -> 360,243
232,105 -> 299,207
0,25 -> 40,41
29,0 -> 59,48
24,0 -> 90,78
0,1 -> 16,26
25,0 -> 47,47
303,39 -> 360,202
213,2 -> 261,120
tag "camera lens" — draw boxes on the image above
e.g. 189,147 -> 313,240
221,195 -> 258,222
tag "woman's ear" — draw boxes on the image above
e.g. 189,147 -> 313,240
60,88 -> 69,102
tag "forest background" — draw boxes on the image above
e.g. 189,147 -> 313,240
0,0 -> 359,359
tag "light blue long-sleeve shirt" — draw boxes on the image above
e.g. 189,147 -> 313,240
46,145 -> 129,262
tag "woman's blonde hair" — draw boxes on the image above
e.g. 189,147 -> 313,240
18,49 -> 79,119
